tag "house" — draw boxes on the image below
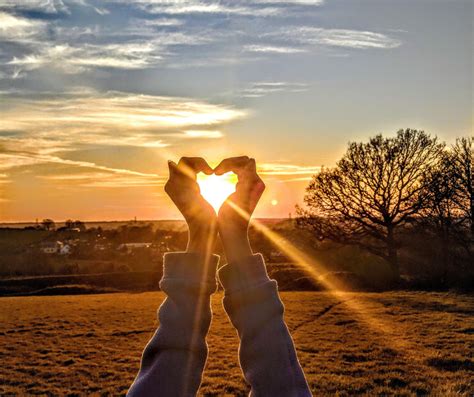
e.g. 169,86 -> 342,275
59,244 -> 71,255
117,243 -> 152,254
94,243 -> 108,251
40,241 -> 63,254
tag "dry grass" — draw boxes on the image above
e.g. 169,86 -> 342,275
1,291 -> 473,396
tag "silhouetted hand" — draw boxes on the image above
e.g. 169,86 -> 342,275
214,156 -> 265,263
165,157 -> 217,254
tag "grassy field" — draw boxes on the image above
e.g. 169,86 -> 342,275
1,291 -> 473,396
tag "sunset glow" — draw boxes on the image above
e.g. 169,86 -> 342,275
0,1 -> 470,222
197,172 -> 237,212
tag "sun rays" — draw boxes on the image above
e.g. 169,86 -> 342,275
197,172 -> 237,212
224,199 -> 433,363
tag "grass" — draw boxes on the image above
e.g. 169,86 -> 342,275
1,291 -> 473,396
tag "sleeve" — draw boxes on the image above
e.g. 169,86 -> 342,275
218,254 -> 312,397
127,252 -> 219,397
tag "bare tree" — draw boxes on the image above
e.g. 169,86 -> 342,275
419,151 -> 461,281
65,219 -> 86,231
418,137 -> 473,281
297,129 -> 444,280
451,137 -> 473,234
41,219 -> 56,231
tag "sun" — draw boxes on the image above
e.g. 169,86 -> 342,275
197,172 -> 238,211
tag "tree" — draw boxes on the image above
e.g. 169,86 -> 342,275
419,150 -> 461,282
418,137 -> 473,283
297,129 -> 444,280
451,137 -> 473,234
41,219 -> 56,231
73,220 -> 86,232
64,219 -> 86,231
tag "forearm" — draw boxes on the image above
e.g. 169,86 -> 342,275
128,252 -> 219,397
218,254 -> 311,397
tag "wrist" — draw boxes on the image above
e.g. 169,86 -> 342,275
220,230 -> 253,263
187,223 -> 217,254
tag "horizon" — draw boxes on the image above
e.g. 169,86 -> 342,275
0,216 -> 290,225
1,0 -> 472,222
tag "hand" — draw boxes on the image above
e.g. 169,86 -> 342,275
165,157 -> 217,254
214,156 -> 265,263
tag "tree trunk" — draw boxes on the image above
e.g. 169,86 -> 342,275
440,232 -> 450,288
470,198 -> 474,235
387,226 -> 400,282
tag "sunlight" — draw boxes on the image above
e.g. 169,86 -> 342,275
226,200 -> 426,361
197,172 -> 237,211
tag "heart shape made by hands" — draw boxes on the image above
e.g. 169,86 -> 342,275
197,171 -> 237,211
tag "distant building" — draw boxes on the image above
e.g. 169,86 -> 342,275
117,243 -> 152,254
94,243 -> 108,251
59,244 -> 71,255
40,241 -> 63,254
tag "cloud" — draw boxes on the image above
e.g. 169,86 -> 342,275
258,163 -> 320,176
0,11 -> 46,41
183,130 -> 224,139
0,0 -> 109,15
38,170 -> 165,188
8,42 -> 164,72
140,17 -> 184,27
258,0 -> 324,3
244,45 -> 306,54
112,0 -> 281,16
278,27 -> 402,49
0,88 -> 246,137
0,173 -> 9,184
237,82 -> 310,98
0,0 -> 69,14
1,15 -> 218,78
0,88 -> 246,185
0,150 -> 165,191
0,0 -> 401,80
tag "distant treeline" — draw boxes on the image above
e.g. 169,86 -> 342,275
0,130 -> 472,291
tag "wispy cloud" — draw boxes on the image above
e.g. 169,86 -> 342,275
0,0 -> 108,15
277,27 -> 402,49
8,42 -> 164,72
254,0 -> 324,3
114,0 -> 281,17
258,163 -> 321,176
237,82 -> 310,98
38,170 -> 165,188
1,88 -> 246,137
244,45 -> 306,54
183,130 -> 224,139
0,88 -> 246,186
0,0 -> 402,79
0,173 -> 9,184
0,0 -> 70,14
0,11 -> 46,41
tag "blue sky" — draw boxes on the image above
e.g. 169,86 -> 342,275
0,0 -> 472,221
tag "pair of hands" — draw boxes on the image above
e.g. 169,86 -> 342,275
165,156 -> 265,263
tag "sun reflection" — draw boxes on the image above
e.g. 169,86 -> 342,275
197,172 -> 237,211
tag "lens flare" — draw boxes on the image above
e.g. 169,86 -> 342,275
197,172 -> 237,211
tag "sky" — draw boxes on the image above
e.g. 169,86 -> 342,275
0,0 -> 472,222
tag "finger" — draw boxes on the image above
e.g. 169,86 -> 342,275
214,156 -> 250,175
245,158 -> 257,174
167,160 -> 178,177
177,157 -> 213,178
